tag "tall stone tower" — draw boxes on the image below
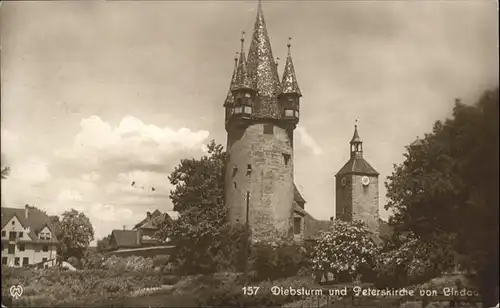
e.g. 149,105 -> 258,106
223,1 -> 302,242
335,124 -> 380,234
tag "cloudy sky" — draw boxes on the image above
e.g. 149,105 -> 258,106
1,0 -> 498,243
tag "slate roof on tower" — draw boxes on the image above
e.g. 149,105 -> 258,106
232,34 -> 253,92
351,125 -> 362,143
281,39 -> 302,96
337,124 -> 379,176
336,158 -> 379,176
246,0 -> 282,119
224,54 -> 239,107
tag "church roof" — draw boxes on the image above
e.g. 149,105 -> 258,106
336,157 -> 379,176
281,39 -> 301,97
246,1 -> 282,119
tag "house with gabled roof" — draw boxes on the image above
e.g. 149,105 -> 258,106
1,205 -> 59,267
109,209 -> 178,251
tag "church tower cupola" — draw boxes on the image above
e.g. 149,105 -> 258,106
279,37 -> 301,123
231,32 -> 256,117
350,120 -> 363,158
335,121 -> 380,235
246,0 -> 282,119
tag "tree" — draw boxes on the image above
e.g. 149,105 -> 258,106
385,88 -> 499,305
154,140 -> 234,274
55,209 -> 95,260
96,234 -> 112,253
376,232 -> 456,288
310,220 -> 379,283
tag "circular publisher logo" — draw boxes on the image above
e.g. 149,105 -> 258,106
9,285 -> 23,299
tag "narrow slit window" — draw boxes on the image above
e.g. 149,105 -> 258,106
283,153 -> 291,165
263,124 -> 273,135
233,182 -> 237,189
232,166 -> 238,177
246,164 -> 252,176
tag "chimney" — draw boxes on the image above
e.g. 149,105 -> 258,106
146,211 -> 151,220
25,204 -> 29,219
122,225 -> 126,230
136,230 -> 141,245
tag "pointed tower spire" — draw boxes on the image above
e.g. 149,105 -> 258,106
281,37 -> 302,96
247,0 -> 282,118
232,31 -> 253,91
350,119 -> 363,158
351,120 -> 362,143
224,53 -> 239,107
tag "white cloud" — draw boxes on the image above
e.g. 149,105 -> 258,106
296,126 -> 324,155
57,115 -> 210,173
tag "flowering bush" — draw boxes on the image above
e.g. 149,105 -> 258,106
310,220 -> 379,283
102,255 -> 154,272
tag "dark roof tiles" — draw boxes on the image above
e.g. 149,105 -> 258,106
111,230 -> 140,248
336,157 -> 379,176
1,206 -> 58,243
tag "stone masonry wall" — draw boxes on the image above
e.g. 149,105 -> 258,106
351,175 -> 380,234
226,123 -> 294,242
335,175 -> 353,221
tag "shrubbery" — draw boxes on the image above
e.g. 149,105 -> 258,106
249,242 -> 309,281
2,261 -> 163,307
374,233 -> 456,288
102,255 -> 155,272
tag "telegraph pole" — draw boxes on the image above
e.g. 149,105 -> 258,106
243,191 -> 250,283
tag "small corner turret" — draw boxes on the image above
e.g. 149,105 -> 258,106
279,37 -> 301,127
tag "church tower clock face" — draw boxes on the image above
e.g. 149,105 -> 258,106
361,176 -> 370,186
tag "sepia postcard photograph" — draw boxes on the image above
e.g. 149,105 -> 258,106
0,0 -> 498,307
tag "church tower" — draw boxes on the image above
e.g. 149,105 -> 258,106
224,1 -> 302,242
335,123 -> 380,234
